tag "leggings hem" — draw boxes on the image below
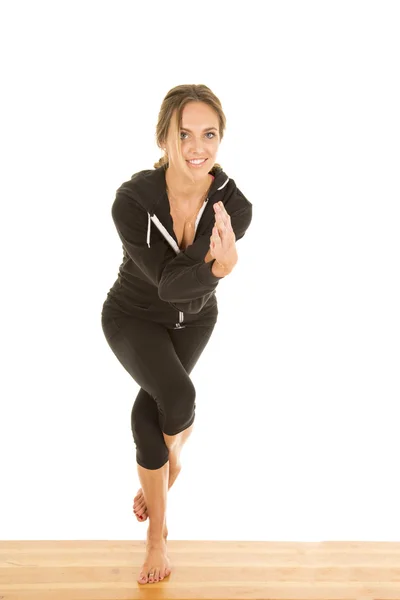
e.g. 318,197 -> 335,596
136,454 -> 169,471
162,413 -> 195,437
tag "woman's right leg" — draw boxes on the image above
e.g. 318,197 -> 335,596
101,315 -> 173,583
101,314 -> 215,583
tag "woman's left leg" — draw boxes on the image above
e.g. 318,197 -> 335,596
130,321 -> 216,463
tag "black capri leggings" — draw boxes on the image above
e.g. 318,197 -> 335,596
101,314 -> 215,470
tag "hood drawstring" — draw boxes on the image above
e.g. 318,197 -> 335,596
147,212 -> 151,248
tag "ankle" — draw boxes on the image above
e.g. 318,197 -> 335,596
147,528 -> 167,547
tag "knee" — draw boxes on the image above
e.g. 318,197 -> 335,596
136,450 -> 169,470
130,378 -> 197,465
131,413 -> 169,470
159,379 -> 197,436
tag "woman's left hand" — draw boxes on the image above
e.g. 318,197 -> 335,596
209,201 -> 238,270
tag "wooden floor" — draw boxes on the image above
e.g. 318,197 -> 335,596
1,540 -> 399,599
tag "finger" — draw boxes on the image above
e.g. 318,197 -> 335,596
216,215 -> 232,238
216,216 -> 226,234
217,202 -> 230,221
217,206 -> 231,230
216,208 -> 228,226
222,208 -> 233,231
218,211 -> 232,233
214,205 -> 231,236
212,225 -> 221,242
214,202 -> 226,217
214,203 -> 227,223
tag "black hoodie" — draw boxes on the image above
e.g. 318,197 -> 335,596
101,164 -> 252,329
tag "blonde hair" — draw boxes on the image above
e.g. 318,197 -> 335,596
153,84 -> 226,182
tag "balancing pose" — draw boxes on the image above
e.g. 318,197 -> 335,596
101,84 -> 252,585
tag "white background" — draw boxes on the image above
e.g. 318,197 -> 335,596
1,1 -> 399,541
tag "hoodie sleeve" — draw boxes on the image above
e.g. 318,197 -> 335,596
111,190 -> 252,314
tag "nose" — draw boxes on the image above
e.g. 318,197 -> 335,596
189,138 -> 205,154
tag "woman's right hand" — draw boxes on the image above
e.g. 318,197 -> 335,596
209,202 -> 238,271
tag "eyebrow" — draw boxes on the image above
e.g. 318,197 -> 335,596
180,126 -> 218,132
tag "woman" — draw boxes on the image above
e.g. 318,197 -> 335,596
101,84 -> 252,585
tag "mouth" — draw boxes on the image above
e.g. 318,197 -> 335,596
186,158 -> 208,167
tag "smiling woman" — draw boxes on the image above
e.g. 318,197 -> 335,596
101,83 -> 252,585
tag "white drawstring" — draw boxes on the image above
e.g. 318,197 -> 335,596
147,212 -> 151,247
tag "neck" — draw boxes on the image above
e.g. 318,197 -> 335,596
165,164 -> 213,204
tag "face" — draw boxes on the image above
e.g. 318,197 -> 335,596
164,101 -> 220,179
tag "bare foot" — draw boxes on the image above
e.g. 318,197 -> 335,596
133,488 -> 150,522
137,539 -> 172,584
133,461 -> 181,525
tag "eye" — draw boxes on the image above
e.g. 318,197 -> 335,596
180,131 -> 217,140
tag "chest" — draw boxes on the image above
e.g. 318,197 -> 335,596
170,209 -> 199,250
167,174 -> 214,251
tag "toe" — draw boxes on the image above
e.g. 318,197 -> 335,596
134,500 -> 148,518
134,503 -> 142,515
135,507 -> 148,520
137,514 -> 148,522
